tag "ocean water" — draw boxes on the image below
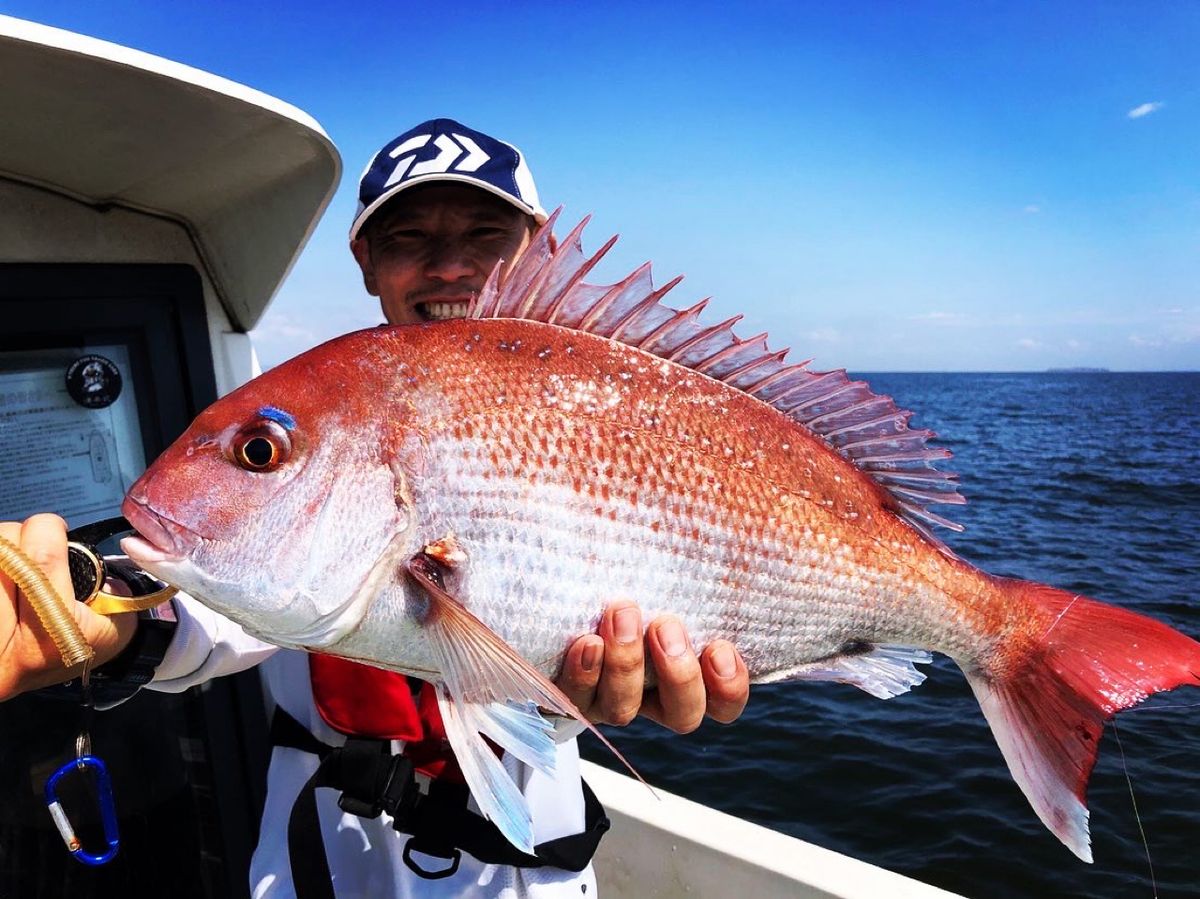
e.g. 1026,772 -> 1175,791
583,372 -> 1200,899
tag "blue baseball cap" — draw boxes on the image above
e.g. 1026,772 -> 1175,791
350,117 -> 548,239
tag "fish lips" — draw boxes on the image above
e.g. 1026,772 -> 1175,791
120,496 -> 201,565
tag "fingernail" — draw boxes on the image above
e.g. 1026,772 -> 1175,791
581,641 -> 601,672
711,644 -> 737,678
614,607 -> 640,644
659,618 -> 687,657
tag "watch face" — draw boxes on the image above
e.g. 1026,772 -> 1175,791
66,354 -> 123,409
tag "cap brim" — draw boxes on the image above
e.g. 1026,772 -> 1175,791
349,173 -> 549,240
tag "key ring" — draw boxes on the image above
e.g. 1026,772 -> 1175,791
44,754 -> 120,866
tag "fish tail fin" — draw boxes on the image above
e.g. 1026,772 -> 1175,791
962,580 -> 1200,862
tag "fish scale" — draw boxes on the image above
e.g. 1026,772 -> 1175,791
122,214 -> 1200,860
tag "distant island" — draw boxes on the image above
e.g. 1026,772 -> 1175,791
1046,367 -> 1109,373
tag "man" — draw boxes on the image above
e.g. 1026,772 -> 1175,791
0,119 -> 749,897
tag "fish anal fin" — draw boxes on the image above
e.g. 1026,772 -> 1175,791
763,643 -> 932,699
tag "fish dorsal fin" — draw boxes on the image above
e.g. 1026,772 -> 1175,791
472,209 -> 966,539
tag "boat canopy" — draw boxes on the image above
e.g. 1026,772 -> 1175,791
0,15 -> 341,331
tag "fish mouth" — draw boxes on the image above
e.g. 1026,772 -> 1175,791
416,297 -> 473,321
120,496 -> 200,564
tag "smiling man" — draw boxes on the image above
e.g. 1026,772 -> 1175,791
352,182 -> 535,324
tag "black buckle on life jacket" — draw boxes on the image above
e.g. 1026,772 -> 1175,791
332,737 -> 420,822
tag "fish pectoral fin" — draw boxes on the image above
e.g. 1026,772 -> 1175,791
763,643 -> 932,699
404,556 -> 645,852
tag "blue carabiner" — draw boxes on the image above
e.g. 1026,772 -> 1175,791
44,754 -> 120,865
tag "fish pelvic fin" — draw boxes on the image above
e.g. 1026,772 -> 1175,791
470,209 -> 965,542
964,579 -> 1200,863
405,556 -> 644,853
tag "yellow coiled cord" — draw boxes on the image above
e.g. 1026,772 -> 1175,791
0,534 -> 94,668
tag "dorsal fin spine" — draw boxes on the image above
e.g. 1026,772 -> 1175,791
897,503 -> 965,533
856,448 -> 953,465
875,470 -> 959,484
823,410 -> 912,440
663,307 -> 737,362
839,430 -> 936,453
742,358 -> 802,396
705,335 -> 773,381
788,381 -> 867,417
546,228 -> 615,325
572,263 -> 649,329
636,299 -> 710,352
609,275 -> 684,342
511,237 -> 563,320
803,396 -> 888,427
693,334 -> 771,375
519,216 -> 594,320
765,367 -> 843,408
892,486 -> 968,505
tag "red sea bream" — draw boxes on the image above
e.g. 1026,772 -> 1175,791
121,213 -> 1200,858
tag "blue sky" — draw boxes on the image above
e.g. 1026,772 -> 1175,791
10,2 -> 1198,371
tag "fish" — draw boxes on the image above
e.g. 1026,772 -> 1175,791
121,211 -> 1200,860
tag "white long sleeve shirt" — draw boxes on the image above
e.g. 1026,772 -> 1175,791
148,594 -> 597,899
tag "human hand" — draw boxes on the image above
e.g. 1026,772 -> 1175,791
557,600 -> 750,733
0,514 -> 138,700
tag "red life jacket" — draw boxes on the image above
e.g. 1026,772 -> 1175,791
308,654 -> 463,782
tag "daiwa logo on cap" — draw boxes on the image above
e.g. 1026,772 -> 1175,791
386,132 -> 491,184
351,117 -> 548,239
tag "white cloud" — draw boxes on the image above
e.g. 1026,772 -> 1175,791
909,311 -> 967,322
1130,327 -> 1199,348
1065,338 -> 1082,350
1017,338 -> 1041,349
1023,204 -> 1041,214
1127,101 -> 1164,119
805,327 -> 840,343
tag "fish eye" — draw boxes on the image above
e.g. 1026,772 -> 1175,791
231,420 -> 291,473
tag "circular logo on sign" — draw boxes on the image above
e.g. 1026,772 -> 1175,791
66,355 -> 122,409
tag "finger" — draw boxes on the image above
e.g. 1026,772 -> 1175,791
642,615 -> 705,733
700,640 -> 750,724
18,513 -> 74,607
594,601 -> 644,726
557,634 -> 604,718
